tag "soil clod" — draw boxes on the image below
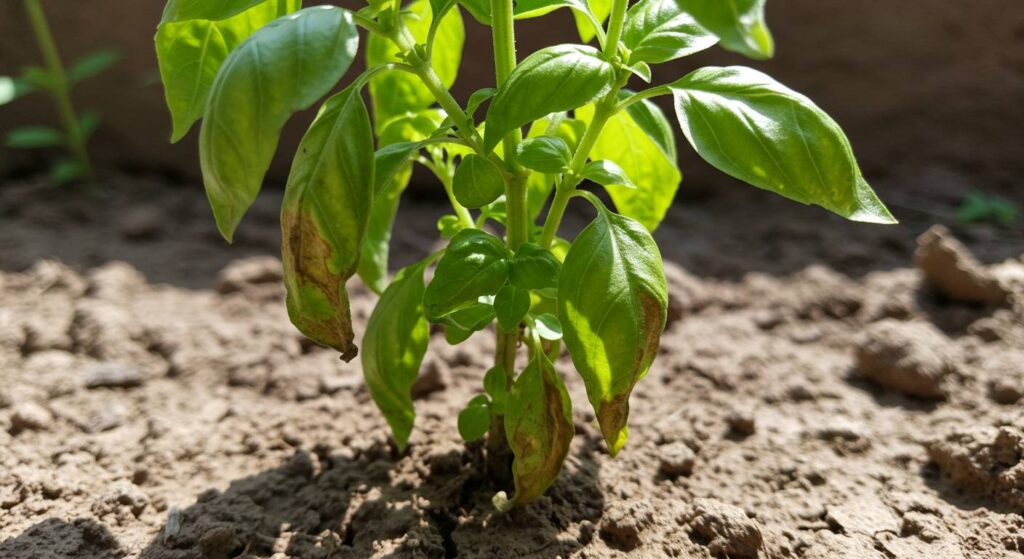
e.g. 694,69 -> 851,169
915,225 -> 1010,305
854,319 -> 956,400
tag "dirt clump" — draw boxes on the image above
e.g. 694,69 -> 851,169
915,225 -> 1011,305
927,424 -> 1024,509
682,498 -> 763,558
854,319 -> 957,400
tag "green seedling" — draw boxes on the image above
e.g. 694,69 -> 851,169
155,0 -> 895,509
957,191 -> 1018,227
1,0 -> 118,183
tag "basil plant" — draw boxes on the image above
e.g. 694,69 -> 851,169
155,0 -> 894,509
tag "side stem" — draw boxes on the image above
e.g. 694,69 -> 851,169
23,0 -> 94,181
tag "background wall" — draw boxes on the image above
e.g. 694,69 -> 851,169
1,0 -> 1022,188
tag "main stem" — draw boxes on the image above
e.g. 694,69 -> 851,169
23,0 -> 94,181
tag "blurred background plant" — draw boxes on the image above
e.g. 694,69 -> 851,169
0,0 -> 118,184
957,191 -> 1019,228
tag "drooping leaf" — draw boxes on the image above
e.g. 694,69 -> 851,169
505,356 -> 574,506
494,285 -> 531,331
155,0 -> 300,142
458,395 -> 492,441
670,66 -> 895,223
510,243 -> 561,290
622,0 -> 717,64
484,45 -> 616,152
677,0 -> 773,59
577,103 -> 681,231
559,203 -> 668,455
281,87 -> 374,361
516,136 -> 572,174
581,159 -> 636,188
424,229 -> 509,320
359,163 -> 412,294
442,303 -> 496,344
367,0 -> 463,127
6,126 -> 63,149
362,257 -> 432,451
453,154 -> 505,208
200,6 -> 357,241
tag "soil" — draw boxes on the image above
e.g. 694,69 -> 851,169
1,171 -> 1023,558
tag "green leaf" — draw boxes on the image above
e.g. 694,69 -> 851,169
453,154 -> 505,208
6,126 -> 63,149
78,111 -> 101,138
670,66 -> 895,224
378,110 -> 446,147
155,0 -> 299,142
368,0 -> 463,127
458,395 -> 492,442
510,243 -> 561,290
533,313 -> 563,341
437,214 -> 465,239
621,91 -> 677,160
678,0 -> 773,59
494,285 -> 531,331
200,6 -> 358,241
559,204 -> 668,455
442,303 -> 496,344
575,0 -> 611,43
622,0 -> 717,64
372,142 -> 422,196
424,229 -> 509,320
161,0 -> 274,22
484,45 -> 616,152
516,136 -> 572,173
359,163 -> 412,294
68,49 -> 120,83
466,87 -> 497,117
627,61 -> 652,82
460,0 -> 599,29
504,356 -> 574,506
581,159 -> 636,188
49,159 -> 85,184
484,366 -> 508,411
577,103 -> 681,231
362,258 -> 432,451
281,87 -> 374,361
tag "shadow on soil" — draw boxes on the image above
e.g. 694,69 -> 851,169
0,518 -> 125,559
134,439 -> 604,559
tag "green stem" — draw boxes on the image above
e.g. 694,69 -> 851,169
412,63 -> 487,154
425,160 -> 476,229
603,0 -> 629,59
615,85 -> 672,113
23,0 -> 93,181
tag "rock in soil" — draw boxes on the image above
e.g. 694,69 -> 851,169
9,402 -> 54,433
854,319 -> 956,399
927,425 -> 1024,509
682,498 -> 764,558
915,225 -> 1010,305
82,361 -> 145,389
658,441 -> 696,478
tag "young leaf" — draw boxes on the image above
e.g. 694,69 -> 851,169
670,66 -> 895,224
627,61 -> 652,83
6,126 -> 63,149
200,6 -> 358,241
533,313 -> 563,341
677,0 -> 773,60
466,87 -> 497,117
453,154 -> 505,208
504,356 -> 574,506
494,285 -> 531,331
281,87 -> 374,361
622,0 -> 718,64
581,160 -> 636,188
368,0 -> 463,126
442,303 -> 496,344
559,204 -> 668,455
155,1 -> 299,142
575,0 -> 611,43
68,49 -> 120,83
577,103 -> 681,231
516,136 -> 572,173
484,45 -> 616,152
620,91 -> 677,160
424,229 -> 509,320
484,366 -> 509,410
458,395 -> 492,442
510,243 -> 561,290
362,258 -> 432,451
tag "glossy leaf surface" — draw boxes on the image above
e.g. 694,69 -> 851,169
622,0 -> 717,64
424,229 -> 509,320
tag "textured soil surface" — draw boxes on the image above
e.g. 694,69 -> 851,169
1,172 -> 1023,558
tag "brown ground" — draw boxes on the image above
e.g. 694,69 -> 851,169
0,170 -> 1022,558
